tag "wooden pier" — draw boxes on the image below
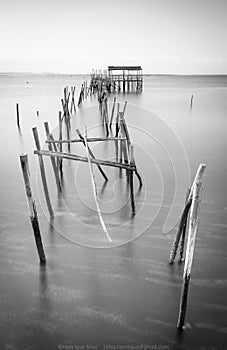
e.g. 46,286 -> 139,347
108,66 -> 143,92
90,66 -> 143,93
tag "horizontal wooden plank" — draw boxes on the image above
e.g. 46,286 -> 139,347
34,150 -> 136,171
46,137 -> 127,144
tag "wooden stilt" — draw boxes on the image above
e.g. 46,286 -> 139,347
44,122 -> 62,193
84,128 -> 112,243
58,111 -> 63,176
169,199 -> 192,264
179,188 -> 191,262
20,154 -> 46,264
169,164 -> 206,264
115,103 -> 120,137
76,129 -> 108,182
16,103 -> 20,127
177,179 -> 204,330
110,97 -> 116,128
32,127 -> 54,217
123,101 -> 127,117
190,95 -> 194,109
129,145 -> 135,216
104,99 -> 109,137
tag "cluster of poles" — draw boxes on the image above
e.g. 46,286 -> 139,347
18,71 -> 206,332
169,163 -> 206,330
19,77 -> 143,260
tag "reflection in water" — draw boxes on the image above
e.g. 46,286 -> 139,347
39,265 -> 51,317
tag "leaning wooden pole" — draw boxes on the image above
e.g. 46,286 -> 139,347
129,145 -> 135,216
16,103 -> 20,128
44,122 -> 62,193
20,154 -> 46,264
32,127 -> 54,217
76,129 -> 108,182
169,164 -> 206,264
110,96 -> 116,128
84,128 -> 112,243
177,177 -> 204,330
178,188 -> 190,262
58,111 -> 63,176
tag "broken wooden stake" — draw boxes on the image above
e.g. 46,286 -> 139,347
177,179 -> 204,330
84,128 -> 112,243
32,127 -> 54,217
44,122 -> 62,193
76,129 -> 108,182
20,154 -> 46,264
16,103 -> 20,127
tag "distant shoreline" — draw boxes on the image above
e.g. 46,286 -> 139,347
0,72 -> 227,77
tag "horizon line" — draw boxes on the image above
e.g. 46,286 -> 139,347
0,71 -> 227,76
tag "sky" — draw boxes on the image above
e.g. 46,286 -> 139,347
0,0 -> 226,74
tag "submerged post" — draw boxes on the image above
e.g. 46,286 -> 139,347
20,154 -> 46,264
58,111 -> 63,176
190,95 -> 194,109
177,179 -> 203,330
16,103 -> 20,127
129,145 -> 135,216
169,164 -> 206,264
44,122 -> 62,193
32,127 -> 54,217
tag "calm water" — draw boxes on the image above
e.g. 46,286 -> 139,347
0,74 -> 226,349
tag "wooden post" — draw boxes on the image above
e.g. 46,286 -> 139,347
129,145 -> 135,216
169,199 -> 192,264
84,128 -> 112,243
44,122 -> 62,193
122,101 -> 127,117
115,103 -> 120,137
76,129 -> 108,182
177,179 -> 204,330
169,164 -> 206,264
16,103 -> 20,127
65,114 -> 71,152
104,99 -> 109,137
119,112 -> 129,179
179,188 -> 190,262
110,96 -> 116,128
58,111 -> 63,176
20,154 -> 46,264
190,95 -> 193,109
32,127 -> 54,217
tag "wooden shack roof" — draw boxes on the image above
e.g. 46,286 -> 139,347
108,66 -> 142,71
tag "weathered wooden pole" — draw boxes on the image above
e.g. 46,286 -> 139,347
169,164 -> 206,264
16,103 -> 20,127
76,129 -> 108,182
190,95 -> 194,109
129,145 -> 135,216
20,154 -> 46,264
110,97 -> 116,128
115,103 -> 120,137
44,122 -> 62,193
104,98 -> 109,137
177,178 -> 204,330
58,111 -> 63,176
84,129 -> 112,243
178,188 -> 190,262
32,127 -> 54,217
123,101 -> 127,117
169,199 -> 192,264
66,116 -> 71,152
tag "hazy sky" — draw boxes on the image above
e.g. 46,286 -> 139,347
0,0 -> 226,74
